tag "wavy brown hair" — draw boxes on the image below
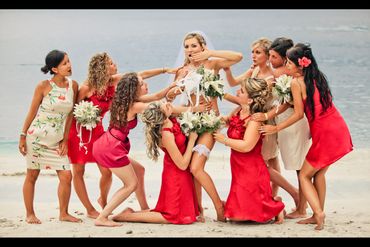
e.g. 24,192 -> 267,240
242,77 -> 271,114
110,72 -> 140,128
140,102 -> 166,161
87,52 -> 111,96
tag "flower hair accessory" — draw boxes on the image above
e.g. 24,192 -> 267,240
298,56 -> 311,68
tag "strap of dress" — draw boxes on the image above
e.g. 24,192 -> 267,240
251,67 -> 260,78
162,128 -> 173,133
237,108 -> 251,121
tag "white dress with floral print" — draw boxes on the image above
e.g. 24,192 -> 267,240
26,78 -> 74,170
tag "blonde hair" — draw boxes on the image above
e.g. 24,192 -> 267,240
251,38 -> 272,56
140,102 -> 167,161
87,52 -> 111,96
241,77 -> 271,114
182,33 -> 207,65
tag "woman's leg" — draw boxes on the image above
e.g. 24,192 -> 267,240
129,158 -> 149,210
190,133 -> 225,222
112,207 -> 168,224
56,170 -> 82,222
72,164 -> 99,218
285,170 -> 308,219
268,166 -> 299,208
267,157 -> 281,197
94,164 -> 138,227
97,164 -> 112,209
297,160 -> 326,230
23,169 -> 41,224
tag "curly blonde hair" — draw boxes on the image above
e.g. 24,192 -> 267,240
241,77 -> 271,114
87,52 -> 111,96
110,72 -> 139,129
182,33 -> 207,65
140,102 -> 166,161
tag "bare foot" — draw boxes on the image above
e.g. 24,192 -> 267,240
59,214 -> 82,223
314,212 -> 325,231
285,210 -> 307,219
216,201 -> 226,222
274,210 -> 285,224
26,214 -> 42,224
112,207 -> 134,222
97,197 -> 107,209
87,210 -> 100,219
196,206 -> 205,223
95,217 -> 123,227
297,216 -> 316,224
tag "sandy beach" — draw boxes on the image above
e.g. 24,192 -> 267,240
0,148 -> 369,237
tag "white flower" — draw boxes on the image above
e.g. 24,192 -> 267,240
197,66 -> 225,100
73,100 -> 102,130
177,110 -> 222,136
273,74 -> 293,105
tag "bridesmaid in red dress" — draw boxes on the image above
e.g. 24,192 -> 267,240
68,52 -> 175,218
214,77 -> 285,224
111,101 -> 200,224
92,72 -> 176,227
260,43 -> 353,230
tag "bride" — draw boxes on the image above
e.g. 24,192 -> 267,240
166,31 -> 243,222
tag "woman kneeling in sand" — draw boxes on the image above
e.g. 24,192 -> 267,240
112,101 -> 200,224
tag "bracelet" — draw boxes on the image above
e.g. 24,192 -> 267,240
224,137 -> 228,146
20,132 -> 27,137
162,67 -> 166,73
264,113 -> 268,121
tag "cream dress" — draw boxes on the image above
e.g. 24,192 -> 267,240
275,105 -> 312,170
26,78 -> 74,170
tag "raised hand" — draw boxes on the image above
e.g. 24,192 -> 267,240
192,48 -> 212,62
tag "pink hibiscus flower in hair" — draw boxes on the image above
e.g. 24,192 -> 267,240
298,57 -> 311,68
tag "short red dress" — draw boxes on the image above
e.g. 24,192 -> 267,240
92,118 -> 137,169
224,112 -> 285,222
68,85 -> 115,165
151,117 -> 199,224
304,84 -> 353,169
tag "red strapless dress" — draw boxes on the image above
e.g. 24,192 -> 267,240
303,84 -> 353,169
151,118 -> 199,224
224,112 -> 285,222
68,86 -> 115,165
92,118 -> 137,169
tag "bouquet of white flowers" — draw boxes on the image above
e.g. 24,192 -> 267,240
197,65 -> 225,100
177,110 -> 223,136
73,100 -> 102,154
272,74 -> 294,108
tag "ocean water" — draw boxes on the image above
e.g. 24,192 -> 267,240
1,9 -> 370,158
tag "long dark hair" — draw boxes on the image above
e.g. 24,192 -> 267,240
109,72 -> 139,128
287,43 -> 332,120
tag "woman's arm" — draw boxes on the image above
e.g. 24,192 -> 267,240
223,67 -> 250,87
138,67 -> 177,79
19,81 -> 47,155
214,120 -> 261,153
162,131 -> 198,170
192,49 -> 243,70
138,82 -> 177,103
252,103 -> 290,122
260,79 -> 304,135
